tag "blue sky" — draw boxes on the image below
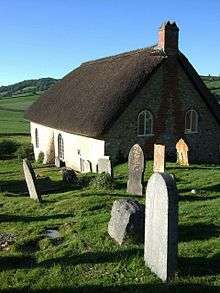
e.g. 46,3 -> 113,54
0,0 -> 219,85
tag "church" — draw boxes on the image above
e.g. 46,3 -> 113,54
26,21 -> 220,172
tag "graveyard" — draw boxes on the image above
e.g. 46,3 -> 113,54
0,134 -> 219,292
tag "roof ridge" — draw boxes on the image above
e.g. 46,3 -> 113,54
81,45 -> 162,67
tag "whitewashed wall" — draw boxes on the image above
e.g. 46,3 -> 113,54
30,122 -> 105,172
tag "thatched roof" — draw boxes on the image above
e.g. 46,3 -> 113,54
26,47 -> 165,137
26,46 -> 220,138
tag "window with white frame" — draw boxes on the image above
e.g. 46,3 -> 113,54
35,128 -> 39,148
58,134 -> 64,160
137,110 -> 153,136
185,109 -> 198,133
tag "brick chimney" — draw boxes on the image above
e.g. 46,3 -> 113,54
158,21 -> 179,55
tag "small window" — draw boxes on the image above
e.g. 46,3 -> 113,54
58,134 -> 64,160
185,110 -> 198,133
35,128 -> 39,148
137,110 -> 153,136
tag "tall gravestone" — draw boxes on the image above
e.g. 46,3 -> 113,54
127,144 -> 144,196
98,156 -> 112,176
153,144 -> 165,173
176,138 -> 189,166
23,159 -> 42,202
144,172 -> 178,282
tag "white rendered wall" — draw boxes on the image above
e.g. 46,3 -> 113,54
30,122 -> 105,172
30,122 -> 54,164
53,129 -> 105,172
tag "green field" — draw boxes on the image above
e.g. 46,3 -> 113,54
0,95 -> 38,134
0,140 -> 219,292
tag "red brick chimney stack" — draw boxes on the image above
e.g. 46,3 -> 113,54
158,21 -> 179,55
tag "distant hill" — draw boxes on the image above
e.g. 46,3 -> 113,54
201,75 -> 220,103
0,77 -> 58,98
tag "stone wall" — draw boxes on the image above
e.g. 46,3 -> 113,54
104,60 -> 220,164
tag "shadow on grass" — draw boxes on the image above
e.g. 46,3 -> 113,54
202,183 -> 220,193
39,248 -> 143,268
179,253 -> 220,277
179,194 -> 219,202
179,223 -> 220,242
0,284 -> 219,293
0,255 -> 36,271
1,177 -> 81,196
0,213 -> 73,222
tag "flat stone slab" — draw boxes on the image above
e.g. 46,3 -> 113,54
23,159 -> 42,202
44,229 -> 61,240
144,172 -> 178,282
108,199 -> 145,245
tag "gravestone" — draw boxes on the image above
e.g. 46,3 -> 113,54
98,156 -> 112,176
23,159 -> 42,202
80,158 -> 92,173
108,199 -> 145,245
62,168 -> 78,184
127,144 -> 144,196
176,138 -> 189,166
153,144 -> 165,173
55,157 -> 63,168
144,172 -> 178,282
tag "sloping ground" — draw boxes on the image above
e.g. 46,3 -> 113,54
0,141 -> 219,292
0,94 -> 39,134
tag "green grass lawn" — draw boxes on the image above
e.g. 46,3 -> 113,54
0,94 -> 38,134
0,136 -> 219,292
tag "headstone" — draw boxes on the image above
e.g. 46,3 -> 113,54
144,172 -> 178,282
98,156 -> 112,176
127,144 -> 144,196
23,159 -> 42,202
62,168 -> 78,184
108,199 -> 145,245
153,144 -> 165,173
176,138 -> 189,166
55,157 -> 65,168
80,158 -> 92,173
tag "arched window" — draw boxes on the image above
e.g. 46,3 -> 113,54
35,128 -> 39,148
185,110 -> 198,133
58,134 -> 64,160
137,110 -> 153,136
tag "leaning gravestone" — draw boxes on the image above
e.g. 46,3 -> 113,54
127,144 -> 144,196
23,159 -> 42,202
144,172 -> 178,282
176,138 -> 189,166
108,199 -> 145,245
98,156 -> 112,176
153,144 -> 165,173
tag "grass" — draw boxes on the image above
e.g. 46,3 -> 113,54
0,135 -> 219,292
0,94 -> 38,134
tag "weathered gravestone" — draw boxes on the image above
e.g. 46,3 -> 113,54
80,158 -> 92,173
176,138 -> 189,166
61,168 -> 78,184
153,144 -> 165,173
98,156 -> 112,176
144,172 -> 178,282
127,144 -> 144,196
108,199 -> 145,245
23,159 -> 42,202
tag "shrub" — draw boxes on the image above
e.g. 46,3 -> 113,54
37,151 -> 44,164
17,143 -> 34,161
0,139 -> 18,158
89,172 -> 114,190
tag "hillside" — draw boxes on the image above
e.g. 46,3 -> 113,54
0,77 -> 58,98
201,75 -> 220,103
